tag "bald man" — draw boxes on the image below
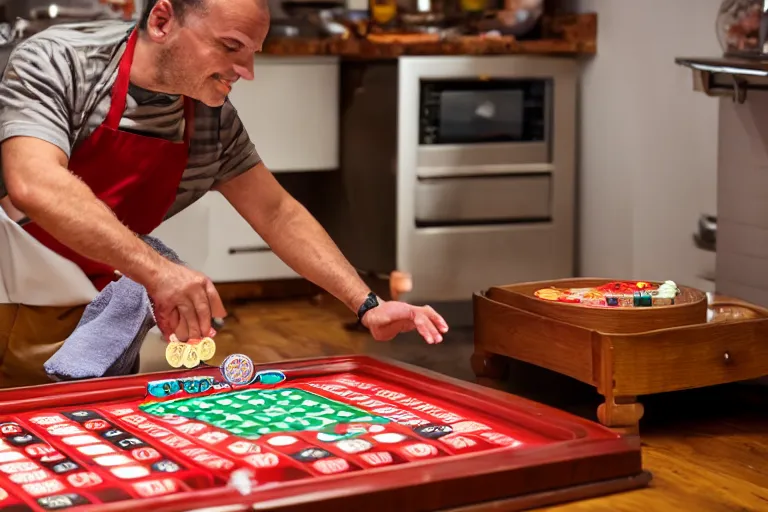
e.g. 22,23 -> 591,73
0,0 -> 448,387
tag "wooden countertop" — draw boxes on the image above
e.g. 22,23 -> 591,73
261,12 -> 596,58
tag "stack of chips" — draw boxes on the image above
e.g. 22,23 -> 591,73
165,335 -> 216,369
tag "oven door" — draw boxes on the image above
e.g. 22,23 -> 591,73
417,78 -> 551,178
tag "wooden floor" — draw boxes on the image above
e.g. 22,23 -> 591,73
160,292 -> 768,512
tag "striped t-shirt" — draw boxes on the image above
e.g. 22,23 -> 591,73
0,20 -> 261,221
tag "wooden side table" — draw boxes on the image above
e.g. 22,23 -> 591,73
472,279 -> 768,434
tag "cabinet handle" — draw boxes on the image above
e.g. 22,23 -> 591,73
228,246 -> 272,254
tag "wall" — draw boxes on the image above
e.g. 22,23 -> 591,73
567,0 -> 721,290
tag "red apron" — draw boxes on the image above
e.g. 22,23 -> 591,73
23,30 -> 194,291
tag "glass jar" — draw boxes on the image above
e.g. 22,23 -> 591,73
716,0 -> 767,57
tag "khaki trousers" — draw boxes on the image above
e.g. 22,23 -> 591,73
0,304 -> 86,388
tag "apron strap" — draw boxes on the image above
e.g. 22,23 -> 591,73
104,30 -> 138,130
105,30 -> 195,142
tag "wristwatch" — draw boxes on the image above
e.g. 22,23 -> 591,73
356,292 -> 380,322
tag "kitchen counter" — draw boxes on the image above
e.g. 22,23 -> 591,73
261,12 -> 596,58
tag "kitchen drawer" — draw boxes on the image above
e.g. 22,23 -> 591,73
414,174 -> 551,224
151,193 -> 298,282
202,193 -> 298,282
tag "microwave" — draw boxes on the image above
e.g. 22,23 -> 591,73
416,77 -> 552,177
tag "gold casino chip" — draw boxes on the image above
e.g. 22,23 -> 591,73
181,343 -> 201,369
194,337 -> 216,361
165,341 -> 185,368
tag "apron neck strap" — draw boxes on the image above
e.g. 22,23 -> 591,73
105,30 -> 195,142
105,30 -> 139,130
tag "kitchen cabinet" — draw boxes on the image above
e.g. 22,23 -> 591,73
228,55 -> 340,173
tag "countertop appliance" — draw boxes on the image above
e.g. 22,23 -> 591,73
317,55 -> 578,306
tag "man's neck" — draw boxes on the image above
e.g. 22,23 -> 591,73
129,33 -> 176,96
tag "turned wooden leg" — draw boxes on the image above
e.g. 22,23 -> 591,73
471,350 -> 508,390
597,395 -> 645,435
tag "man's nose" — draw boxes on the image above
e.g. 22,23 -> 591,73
233,56 -> 254,81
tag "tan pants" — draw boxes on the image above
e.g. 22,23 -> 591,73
0,304 -> 86,388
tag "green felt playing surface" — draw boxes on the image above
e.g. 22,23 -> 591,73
139,388 -> 390,438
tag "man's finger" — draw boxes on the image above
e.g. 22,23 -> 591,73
155,306 -> 179,341
192,291 -> 212,341
413,314 -> 440,344
424,305 -> 449,333
206,280 -> 227,319
176,302 -> 198,340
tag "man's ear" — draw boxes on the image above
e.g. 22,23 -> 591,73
144,0 -> 177,42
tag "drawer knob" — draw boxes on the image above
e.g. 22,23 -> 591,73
723,351 -> 732,364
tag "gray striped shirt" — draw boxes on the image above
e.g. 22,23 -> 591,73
0,20 -> 261,220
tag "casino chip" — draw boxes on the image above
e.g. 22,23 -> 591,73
165,336 -> 216,369
220,354 -> 255,386
165,341 -> 185,368
194,337 -> 217,361
181,343 -> 201,369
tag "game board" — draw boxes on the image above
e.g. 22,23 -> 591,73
0,355 -> 649,511
534,280 -> 680,307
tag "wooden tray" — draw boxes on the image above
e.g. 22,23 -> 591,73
491,278 -> 708,334
473,279 -> 768,434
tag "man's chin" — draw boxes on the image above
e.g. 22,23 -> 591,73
193,91 -> 228,108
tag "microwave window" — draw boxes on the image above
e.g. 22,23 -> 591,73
419,79 -> 548,145
439,90 -> 524,143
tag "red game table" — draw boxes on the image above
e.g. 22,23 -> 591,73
0,355 -> 650,511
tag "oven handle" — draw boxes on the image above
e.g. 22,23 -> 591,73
416,162 -> 553,179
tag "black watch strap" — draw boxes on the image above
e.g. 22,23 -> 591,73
356,292 -> 380,321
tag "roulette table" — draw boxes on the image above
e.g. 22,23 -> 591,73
0,355 -> 649,511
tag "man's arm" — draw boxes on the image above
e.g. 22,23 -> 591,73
1,137 -> 165,285
0,36 -> 224,339
214,161 -> 371,313
216,163 -> 448,343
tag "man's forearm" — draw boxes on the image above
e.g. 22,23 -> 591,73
261,199 -> 372,313
2,137 -> 164,285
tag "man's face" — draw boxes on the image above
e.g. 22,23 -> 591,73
147,0 -> 270,106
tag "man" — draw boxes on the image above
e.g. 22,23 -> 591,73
0,0 -> 448,387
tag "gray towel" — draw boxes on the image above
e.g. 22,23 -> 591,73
44,236 -> 182,382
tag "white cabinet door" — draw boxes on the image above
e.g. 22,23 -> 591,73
228,56 -> 340,172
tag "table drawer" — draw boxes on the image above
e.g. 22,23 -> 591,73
609,320 -> 768,396
414,174 -> 551,224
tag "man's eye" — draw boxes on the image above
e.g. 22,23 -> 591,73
223,41 -> 242,52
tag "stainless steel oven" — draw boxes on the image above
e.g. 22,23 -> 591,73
317,55 -> 578,306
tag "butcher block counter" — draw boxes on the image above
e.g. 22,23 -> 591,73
260,13 -> 596,59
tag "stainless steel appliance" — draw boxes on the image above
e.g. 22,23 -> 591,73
318,56 -> 578,305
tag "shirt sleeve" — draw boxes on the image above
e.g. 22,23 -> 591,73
0,36 -> 75,158
214,98 -> 261,185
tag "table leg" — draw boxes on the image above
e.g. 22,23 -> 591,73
597,395 -> 644,435
471,350 -> 508,390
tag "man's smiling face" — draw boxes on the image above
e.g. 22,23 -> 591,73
144,0 -> 270,106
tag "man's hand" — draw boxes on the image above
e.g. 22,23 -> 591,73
145,260 -> 227,342
361,301 -> 449,344
2,136 -> 227,341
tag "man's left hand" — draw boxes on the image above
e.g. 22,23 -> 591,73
361,301 -> 449,344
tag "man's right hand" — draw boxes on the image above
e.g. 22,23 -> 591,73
3,137 -> 227,341
145,260 -> 227,341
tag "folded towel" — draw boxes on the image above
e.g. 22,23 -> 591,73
43,236 -> 182,382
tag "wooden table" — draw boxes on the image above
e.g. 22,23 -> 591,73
473,279 -> 768,435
